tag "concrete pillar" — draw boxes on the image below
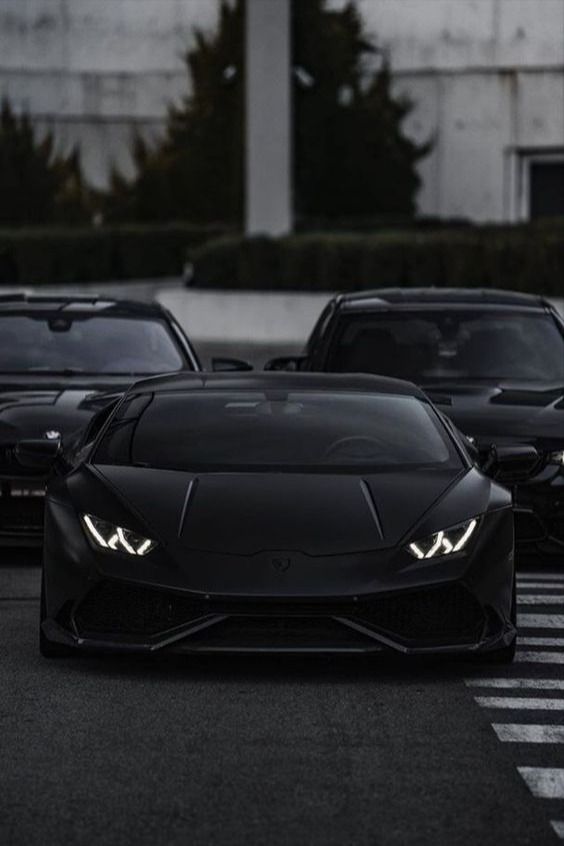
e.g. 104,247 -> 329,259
245,0 -> 292,236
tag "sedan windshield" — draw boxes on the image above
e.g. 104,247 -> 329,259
327,309 -> 564,384
95,390 -> 461,472
0,315 -> 185,375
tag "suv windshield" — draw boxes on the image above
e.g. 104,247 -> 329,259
327,309 -> 564,384
0,315 -> 185,375
95,390 -> 461,472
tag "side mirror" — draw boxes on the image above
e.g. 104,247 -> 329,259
484,444 -> 540,484
212,357 -> 253,372
15,439 -> 61,471
264,356 -> 307,372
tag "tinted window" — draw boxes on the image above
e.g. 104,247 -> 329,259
327,310 -> 564,384
0,316 -> 186,375
95,390 -> 460,472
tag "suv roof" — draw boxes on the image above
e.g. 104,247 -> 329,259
336,287 -> 550,311
0,293 -> 166,317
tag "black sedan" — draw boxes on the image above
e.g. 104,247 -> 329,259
267,289 -> 564,561
33,372 -> 535,660
0,294 -> 200,545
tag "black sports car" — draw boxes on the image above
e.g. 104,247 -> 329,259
267,289 -> 564,561
0,294 -> 200,545
35,372 -> 534,659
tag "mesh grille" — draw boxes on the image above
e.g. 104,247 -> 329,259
74,580 -> 485,645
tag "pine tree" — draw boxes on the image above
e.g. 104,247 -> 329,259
0,98 -> 88,226
106,0 -> 429,225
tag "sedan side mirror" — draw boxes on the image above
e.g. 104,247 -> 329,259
264,356 -> 307,372
484,444 -> 540,484
212,357 -> 253,372
15,439 -> 61,471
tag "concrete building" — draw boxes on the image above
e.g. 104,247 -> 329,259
0,0 -> 563,225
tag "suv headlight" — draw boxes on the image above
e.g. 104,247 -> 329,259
407,518 -> 479,560
82,513 -> 157,556
549,450 -> 564,466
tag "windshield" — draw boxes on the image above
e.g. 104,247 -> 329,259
95,390 -> 461,472
327,309 -> 564,384
0,315 -> 186,375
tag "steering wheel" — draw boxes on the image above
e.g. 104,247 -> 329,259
323,435 -> 385,460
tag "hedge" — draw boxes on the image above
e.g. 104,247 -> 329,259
0,224 -> 229,285
191,223 -> 564,296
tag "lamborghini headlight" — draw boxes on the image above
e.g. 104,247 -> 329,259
407,518 -> 479,560
82,514 -> 157,556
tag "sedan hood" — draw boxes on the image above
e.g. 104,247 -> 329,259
95,465 -> 472,556
0,378 -> 130,444
425,382 -> 564,448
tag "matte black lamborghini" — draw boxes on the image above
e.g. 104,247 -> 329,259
266,289 -> 564,561
34,371 -> 537,659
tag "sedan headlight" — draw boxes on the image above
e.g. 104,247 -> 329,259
407,518 -> 478,560
82,514 -> 157,556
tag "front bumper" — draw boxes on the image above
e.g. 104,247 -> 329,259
513,467 -> 564,558
42,499 -> 516,657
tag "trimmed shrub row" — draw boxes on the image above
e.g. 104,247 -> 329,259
191,224 -> 564,296
0,224 -> 229,285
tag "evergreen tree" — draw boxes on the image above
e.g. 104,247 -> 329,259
106,0 -> 429,225
0,98 -> 88,226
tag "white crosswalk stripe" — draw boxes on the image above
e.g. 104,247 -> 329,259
475,696 -> 564,710
518,573 -> 564,582
518,768 -> 564,799
466,678 -> 564,690
516,651 -> 564,664
493,724 -> 564,743
517,583 -> 564,590
517,614 -> 564,628
552,821 -> 564,839
519,637 -> 564,646
517,593 -> 564,605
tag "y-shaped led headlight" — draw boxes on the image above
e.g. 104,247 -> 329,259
82,514 -> 157,556
407,518 -> 479,560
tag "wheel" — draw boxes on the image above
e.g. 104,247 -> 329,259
39,572 -> 74,658
481,572 -> 517,664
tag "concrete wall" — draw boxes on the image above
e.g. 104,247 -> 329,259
350,0 -> 564,221
1,0 -> 563,220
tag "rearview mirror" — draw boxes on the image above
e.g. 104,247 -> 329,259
212,357 -> 253,372
484,444 -> 540,484
264,356 -> 307,372
15,439 -> 61,471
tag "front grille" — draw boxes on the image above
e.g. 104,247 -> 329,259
74,580 -> 485,646
186,616 -> 371,649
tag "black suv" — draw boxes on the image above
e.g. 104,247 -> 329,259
0,294 -> 200,544
267,288 -> 564,561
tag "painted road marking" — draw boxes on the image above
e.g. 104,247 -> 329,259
519,638 -> 564,646
517,583 -> 564,591
518,768 -> 564,799
517,614 -> 564,628
493,724 -> 564,743
475,697 -> 564,710
552,821 -> 564,839
519,574 -> 564,582
516,651 -> 564,665
517,593 -> 564,605
466,679 -> 564,690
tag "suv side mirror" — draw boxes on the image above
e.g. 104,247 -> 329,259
15,439 -> 61,471
212,357 -> 253,372
484,444 -> 539,484
264,355 -> 307,372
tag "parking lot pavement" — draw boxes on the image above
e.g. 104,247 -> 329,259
2,558 -> 564,846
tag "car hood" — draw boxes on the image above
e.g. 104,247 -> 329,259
424,382 -> 564,448
0,378 -> 130,444
89,464 -> 493,556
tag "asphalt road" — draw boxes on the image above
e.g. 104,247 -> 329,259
3,557 -> 564,845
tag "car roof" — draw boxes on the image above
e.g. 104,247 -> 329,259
336,287 -> 551,312
0,293 -> 167,317
129,371 -> 427,400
